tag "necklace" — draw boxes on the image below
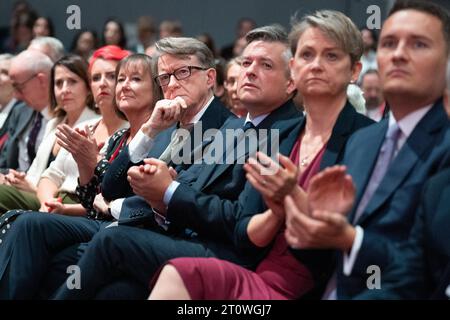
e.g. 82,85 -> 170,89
300,155 -> 310,167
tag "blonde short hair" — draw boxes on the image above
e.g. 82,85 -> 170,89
289,10 -> 363,66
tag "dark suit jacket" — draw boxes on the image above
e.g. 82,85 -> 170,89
0,99 -> 24,152
101,97 -> 233,201
231,101 -> 374,297
356,166 -> 450,300
336,98 -> 450,299
120,100 -> 302,267
0,102 -> 34,172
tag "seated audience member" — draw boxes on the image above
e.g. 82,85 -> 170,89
159,20 -> 183,39
358,27 -> 378,83
148,10 -> 373,300
102,18 -> 127,49
50,25 -> 301,300
70,29 -> 99,62
221,18 -> 257,60
0,54 -> 25,150
101,37 -> 232,203
223,57 -> 247,118
0,55 -> 99,213
132,16 -> 157,54
0,51 -> 53,175
35,46 -> 130,216
28,36 -> 65,63
354,58 -> 450,300
32,16 -> 54,38
361,70 -> 386,121
0,52 -> 164,299
283,0 -> 450,300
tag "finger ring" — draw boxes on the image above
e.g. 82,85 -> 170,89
262,180 -> 267,185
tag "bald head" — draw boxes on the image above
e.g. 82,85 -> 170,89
9,50 -> 53,110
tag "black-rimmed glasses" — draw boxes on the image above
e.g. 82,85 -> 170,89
155,66 -> 207,87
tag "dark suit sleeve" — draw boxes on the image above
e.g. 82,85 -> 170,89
166,170 -> 274,251
101,145 -> 136,202
166,182 -> 246,244
355,175 -> 440,300
0,105 -> 23,170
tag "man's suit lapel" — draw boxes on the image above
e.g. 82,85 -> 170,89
179,98 -> 233,165
148,125 -> 177,158
17,108 -> 35,138
193,118 -> 244,190
199,100 -> 299,191
348,121 -> 388,222
357,101 -> 448,225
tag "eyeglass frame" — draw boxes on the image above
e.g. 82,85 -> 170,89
154,65 -> 208,87
12,73 -> 38,93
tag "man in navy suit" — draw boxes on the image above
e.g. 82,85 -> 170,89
52,25 -> 302,299
100,37 -> 232,207
284,0 -> 450,299
355,59 -> 450,301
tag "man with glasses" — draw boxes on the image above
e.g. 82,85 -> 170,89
101,37 -> 233,207
0,50 -> 53,175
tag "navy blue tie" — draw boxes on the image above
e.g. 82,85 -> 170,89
27,112 -> 43,162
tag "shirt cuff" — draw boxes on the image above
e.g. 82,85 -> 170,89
128,129 -> 155,163
110,198 -> 124,220
343,225 -> 364,276
163,181 -> 180,206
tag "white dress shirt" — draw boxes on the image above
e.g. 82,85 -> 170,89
17,107 -> 51,172
0,98 -> 17,129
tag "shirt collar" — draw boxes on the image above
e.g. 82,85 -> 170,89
244,112 -> 270,127
40,106 -> 52,121
388,104 -> 433,139
188,95 -> 215,125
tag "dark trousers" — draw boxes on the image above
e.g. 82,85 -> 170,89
52,225 -> 221,299
0,212 -> 109,299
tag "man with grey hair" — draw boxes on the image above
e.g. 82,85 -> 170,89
101,36 -> 232,206
50,25 -> 301,299
28,36 -> 65,62
0,50 -> 53,174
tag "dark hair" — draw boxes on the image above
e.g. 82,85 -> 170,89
360,27 -> 378,50
35,16 -> 55,37
70,29 -> 99,55
245,24 -> 288,45
102,18 -> 127,49
388,0 -> 450,53
114,54 -> 163,118
49,55 -> 96,118
196,33 -> 218,58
